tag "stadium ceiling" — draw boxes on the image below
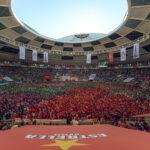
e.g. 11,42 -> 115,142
0,0 -> 150,56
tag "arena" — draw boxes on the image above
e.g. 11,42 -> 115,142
0,0 -> 150,150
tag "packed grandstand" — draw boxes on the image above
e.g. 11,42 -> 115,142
0,0 -> 150,150
0,66 -> 150,132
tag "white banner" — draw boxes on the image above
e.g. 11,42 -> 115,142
3,76 -> 13,82
123,77 -> 134,83
120,48 -> 126,61
19,46 -> 25,60
86,54 -> 91,64
89,74 -> 96,81
43,52 -> 48,63
133,43 -> 139,59
32,50 -> 38,61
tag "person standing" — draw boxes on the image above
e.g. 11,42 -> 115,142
66,113 -> 72,125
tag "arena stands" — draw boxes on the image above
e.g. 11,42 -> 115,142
0,66 -> 150,132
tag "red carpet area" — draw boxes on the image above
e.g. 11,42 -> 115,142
0,125 -> 150,150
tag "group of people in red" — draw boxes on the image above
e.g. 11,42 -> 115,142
21,87 -> 150,121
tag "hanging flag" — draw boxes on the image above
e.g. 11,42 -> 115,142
108,51 -> 113,62
43,52 -> 48,63
133,43 -> 139,59
120,48 -> 126,61
32,50 -> 38,61
19,46 -> 25,60
86,54 -> 91,64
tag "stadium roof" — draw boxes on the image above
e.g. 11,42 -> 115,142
0,0 -> 150,64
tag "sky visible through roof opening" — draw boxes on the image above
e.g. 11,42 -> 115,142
12,0 -> 128,39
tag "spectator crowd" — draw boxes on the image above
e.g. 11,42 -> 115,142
0,66 -> 150,132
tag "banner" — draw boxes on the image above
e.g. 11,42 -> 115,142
133,43 -> 139,59
3,76 -> 13,82
123,77 -> 134,83
120,48 -> 126,61
86,54 -> 91,64
0,125 -> 150,150
43,52 -> 48,63
108,51 -> 113,62
89,74 -> 96,81
32,50 -> 38,62
44,74 -> 51,81
19,46 -> 25,60
15,73 -> 22,77
98,61 -> 108,68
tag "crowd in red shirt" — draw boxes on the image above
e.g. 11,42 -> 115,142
23,87 -> 150,121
